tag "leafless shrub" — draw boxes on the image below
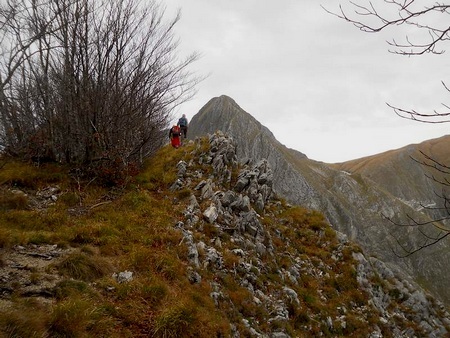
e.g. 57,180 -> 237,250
0,0 -> 201,181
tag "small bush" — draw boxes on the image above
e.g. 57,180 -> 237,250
84,159 -> 140,187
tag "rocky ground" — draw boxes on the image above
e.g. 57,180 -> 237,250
169,132 -> 450,337
0,243 -> 74,310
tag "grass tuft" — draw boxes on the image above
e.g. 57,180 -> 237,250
0,160 -> 69,189
0,299 -> 49,337
0,228 -> 12,248
56,252 -> 112,282
0,189 -> 29,210
153,301 -> 196,338
140,280 -> 168,306
54,280 -> 91,300
48,298 -> 98,337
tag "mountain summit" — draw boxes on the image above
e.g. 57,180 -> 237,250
189,95 -> 450,307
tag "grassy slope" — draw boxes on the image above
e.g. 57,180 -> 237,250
0,139 -> 428,337
330,135 -> 450,188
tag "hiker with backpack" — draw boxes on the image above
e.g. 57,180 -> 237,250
177,114 -> 188,139
169,125 -> 181,148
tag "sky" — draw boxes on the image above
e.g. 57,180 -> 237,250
164,0 -> 450,163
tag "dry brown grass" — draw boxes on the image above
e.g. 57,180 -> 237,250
0,140 -> 419,337
0,299 -> 50,337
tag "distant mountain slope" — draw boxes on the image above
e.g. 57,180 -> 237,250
332,135 -> 450,208
189,95 -> 450,308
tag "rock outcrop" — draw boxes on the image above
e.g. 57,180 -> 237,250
170,132 -> 450,337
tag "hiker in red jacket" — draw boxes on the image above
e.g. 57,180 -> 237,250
169,125 -> 181,148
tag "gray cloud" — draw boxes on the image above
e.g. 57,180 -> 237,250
165,0 -> 449,162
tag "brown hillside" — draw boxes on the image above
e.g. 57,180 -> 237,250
331,134 -> 450,203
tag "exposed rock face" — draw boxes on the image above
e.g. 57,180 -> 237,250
188,95 -> 450,307
171,132 -> 450,336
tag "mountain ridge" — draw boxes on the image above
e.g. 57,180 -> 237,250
188,95 -> 450,308
2,134 -> 449,336
1,94 -> 449,336
333,134 -> 450,166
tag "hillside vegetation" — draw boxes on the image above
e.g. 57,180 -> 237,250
0,134 -> 448,337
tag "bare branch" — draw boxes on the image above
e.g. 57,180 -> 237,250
391,231 -> 449,257
328,1 -> 450,254
324,1 -> 450,55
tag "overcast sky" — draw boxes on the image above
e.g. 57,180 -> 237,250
164,0 -> 449,163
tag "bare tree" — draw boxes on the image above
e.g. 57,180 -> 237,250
0,0 -> 200,183
0,0 -> 65,153
325,0 -> 450,254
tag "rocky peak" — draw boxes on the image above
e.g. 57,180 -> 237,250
189,95 -> 307,162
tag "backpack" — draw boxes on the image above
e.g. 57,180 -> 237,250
178,117 -> 187,127
171,126 -> 180,136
